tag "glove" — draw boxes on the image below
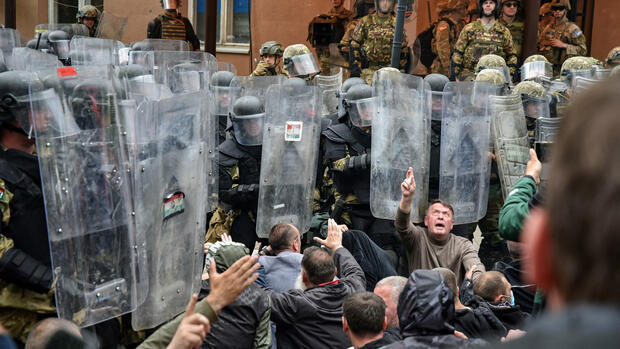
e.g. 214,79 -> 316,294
344,153 -> 371,171
0,248 -> 53,294
350,65 -> 362,78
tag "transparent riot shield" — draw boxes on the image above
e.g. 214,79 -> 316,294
490,95 -> 530,200
315,67 -> 343,116
217,61 -> 237,75
70,37 -> 125,65
255,84 -> 321,237
32,76 -> 146,327
535,117 -> 562,184
439,82 -> 494,225
34,23 -> 90,37
128,91 -> 207,330
520,61 -> 552,81
370,69 -> 430,223
95,11 -> 128,41
132,38 -> 190,52
230,75 -> 287,104
129,50 -> 215,90
10,47 -> 60,72
571,75 -> 598,95
0,28 -> 22,66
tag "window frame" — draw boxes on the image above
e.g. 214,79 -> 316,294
189,0 -> 250,54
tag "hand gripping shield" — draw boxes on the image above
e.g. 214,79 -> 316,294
535,116 -> 562,184
490,94 -> 530,200
31,68 -> 146,327
126,91 -> 208,330
439,82 -> 494,225
95,11 -> 128,41
315,67 -> 343,116
370,69 -> 430,223
255,84 -> 321,238
70,37 -> 125,65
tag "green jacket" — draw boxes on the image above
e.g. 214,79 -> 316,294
498,176 -> 537,241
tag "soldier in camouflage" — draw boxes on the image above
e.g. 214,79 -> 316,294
147,0 -> 201,51
350,0 -> 409,84
76,5 -> 101,37
550,56 -> 593,118
476,53 -> 511,83
606,47 -> 620,68
308,0 -> 354,74
498,0 -> 524,64
537,0 -> 587,77
251,41 -> 286,77
340,0 -> 375,80
471,68 -> 512,270
282,44 -> 321,80
430,0 -> 469,76
451,0 -> 518,80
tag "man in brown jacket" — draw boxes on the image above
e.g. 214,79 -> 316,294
396,167 -> 485,285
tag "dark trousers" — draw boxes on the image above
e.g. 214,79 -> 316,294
342,230 -> 398,291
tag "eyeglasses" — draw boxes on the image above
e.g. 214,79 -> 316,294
504,2 -> 518,8
551,6 -> 566,11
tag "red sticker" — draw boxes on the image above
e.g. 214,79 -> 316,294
57,67 -> 78,77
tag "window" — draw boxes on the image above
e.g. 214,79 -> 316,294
48,0 -> 104,24
192,0 -> 250,53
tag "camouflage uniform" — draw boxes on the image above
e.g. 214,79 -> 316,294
340,18 -> 362,80
538,18 -> 587,76
452,19 -> 518,78
308,7 -> 354,74
431,12 -> 468,76
350,13 -> 409,84
250,61 -> 286,77
512,80 -> 547,140
498,18 -> 524,62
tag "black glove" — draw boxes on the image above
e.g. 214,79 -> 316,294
350,64 -> 362,78
223,184 -> 260,207
0,248 -> 53,294
344,153 -> 371,171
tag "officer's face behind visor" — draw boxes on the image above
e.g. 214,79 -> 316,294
348,97 -> 375,128
378,0 -> 392,13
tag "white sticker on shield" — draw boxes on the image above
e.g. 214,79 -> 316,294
284,121 -> 303,142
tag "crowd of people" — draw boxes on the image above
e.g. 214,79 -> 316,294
0,0 -> 619,348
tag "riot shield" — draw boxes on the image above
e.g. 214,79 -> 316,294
10,47 -> 60,73
571,75 -> 598,95
34,23 -> 90,37
129,50 -> 215,90
128,92 -> 207,330
70,36 -> 125,65
95,11 -> 128,41
490,95 -> 530,200
230,75 -> 287,106
255,84 -> 321,238
132,38 -> 190,52
217,61 -> 237,75
439,82 -> 494,225
535,117 -> 562,184
370,69 -> 430,223
0,28 -> 22,66
32,72 -> 146,327
315,67 -> 343,116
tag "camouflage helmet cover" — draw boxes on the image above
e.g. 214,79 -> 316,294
561,56 -> 593,75
512,80 -> 546,98
611,65 -> 620,77
76,5 -> 101,19
259,41 -> 283,57
605,47 -> 620,67
476,54 -> 507,71
588,57 -> 604,67
550,0 -> 571,11
283,44 -> 311,59
475,68 -> 506,86
524,54 -> 548,64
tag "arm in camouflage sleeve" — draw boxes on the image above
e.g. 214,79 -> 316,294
434,20 -> 453,75
451,26 -> 469,77
503,29 -> 518,75
565,26 -> 587,57
350,19 -> 367,68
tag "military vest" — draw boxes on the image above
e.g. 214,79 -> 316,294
218,139 -> 262,186
0,150 -> 50,266
159,13 -> 187,43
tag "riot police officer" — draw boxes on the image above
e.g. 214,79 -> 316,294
323,83 -> 403,271
0,71 -> 55,344
207,96 -> 265,250
76,5 -> 101,37
210,70 -> 236,144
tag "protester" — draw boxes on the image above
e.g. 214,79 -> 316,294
342,291 -> 398,349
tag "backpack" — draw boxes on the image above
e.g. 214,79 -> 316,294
417,18 -> 455,69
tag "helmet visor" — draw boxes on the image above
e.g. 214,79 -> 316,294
286,53 -> 319,77
521,61 -> 552,81
232,113 -> 264,146
212,86 -> 233,115
348,97 -> 375,127
521,95 -> 550,120
27,89 -> 79,138
50,40 -> 70,60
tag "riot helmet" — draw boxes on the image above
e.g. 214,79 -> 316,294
560,56 -> 594,86
512,81 -> 549,124
47,30 -> 71,61
0,71 -> 71,138
211,70 -> 236,115
354,0 -> 375,18
283,44 -> 320,78
70,79 -> 117,130
230,95 -> 264,146
283,77 -> 308,89
424,73 -> 450,92
161,0 -> 182,10
476,54 -> 510,83
374,0 -> 396,14
425,74 -> 449,120
605,47 -> 620,68
338,77 -> 366,120
521,54 -> 552,81
475,68 -> 507,98
344,84 -> 374,128
478,0 -> 500,18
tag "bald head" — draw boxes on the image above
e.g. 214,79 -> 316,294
269,223 -> 301,254
26,318 -> 83,349
434,267 -> 458,300
474,271 -> 511,303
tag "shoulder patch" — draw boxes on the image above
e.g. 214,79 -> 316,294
572,29 -> 583,38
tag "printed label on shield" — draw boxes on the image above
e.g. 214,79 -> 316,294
285,121 -> 303,142
163,192 -> 185,220
57,67 -> 78,77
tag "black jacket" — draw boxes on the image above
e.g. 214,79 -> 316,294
383,270 -> 486,349
268,247 -> 365,349
455,306 -> 506,341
